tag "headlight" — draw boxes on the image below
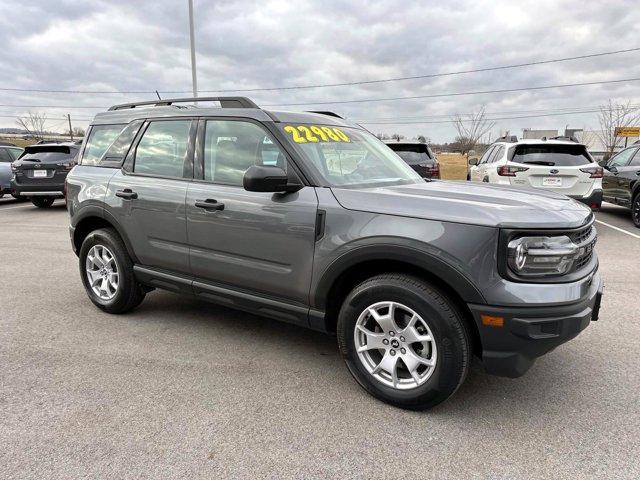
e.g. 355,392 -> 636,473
507,235 -> 578,277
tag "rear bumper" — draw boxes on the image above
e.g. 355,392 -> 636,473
468,271 -> 603,378
570,189 -> 603,208
11,181 -> 65,197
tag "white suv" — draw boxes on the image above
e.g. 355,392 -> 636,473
468,136 -> 603,209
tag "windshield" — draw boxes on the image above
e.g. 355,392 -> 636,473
511,144 -> 593,167
280,124 -> 422,187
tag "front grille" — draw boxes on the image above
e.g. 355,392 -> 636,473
568,223 -> 597,273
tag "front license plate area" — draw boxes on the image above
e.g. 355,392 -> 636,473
542,177 -> 562,187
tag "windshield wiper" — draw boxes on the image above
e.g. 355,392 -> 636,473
521,160 -> 555,166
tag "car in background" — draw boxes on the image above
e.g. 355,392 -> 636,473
385,141 -> 440,179
10,143 -> 78,207
601,143 -> 640,227
0,145 -> 24,198
468,136 -> 603,209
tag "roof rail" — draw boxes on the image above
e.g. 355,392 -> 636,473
496,135 -> 518,143
108,96 -> 259,111
307,111 -> 343,119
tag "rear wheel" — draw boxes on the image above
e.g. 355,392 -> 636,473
79,228 -> 146,313
632,194 -> 640,228
337,274 -> 470,410
31,197 -> 55,208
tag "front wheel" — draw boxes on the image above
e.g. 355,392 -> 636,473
337,274 -> 470,410
79,228 -> 146,313
632,195 -> 640,228
31,197 -> 55,208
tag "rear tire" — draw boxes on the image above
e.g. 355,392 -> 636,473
632,194 -> 640,228
79,228 -> 146,313
337,273 -> 470,410
31,197 -> 55,208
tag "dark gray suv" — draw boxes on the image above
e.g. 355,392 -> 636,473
66,97 -> 603,409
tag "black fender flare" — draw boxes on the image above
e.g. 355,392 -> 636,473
72,205 -> 139,263
312,243 -> 486,311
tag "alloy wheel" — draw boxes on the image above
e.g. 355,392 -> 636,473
354,301 -> 437,390
85,244 -> 119,300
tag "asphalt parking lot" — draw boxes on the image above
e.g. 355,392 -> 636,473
1,197 -> 638,479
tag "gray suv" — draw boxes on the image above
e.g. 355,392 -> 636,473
67,97 -> 603,409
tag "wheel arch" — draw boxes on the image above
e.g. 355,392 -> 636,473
313,245 -> 485,354
72,208 -> 138,262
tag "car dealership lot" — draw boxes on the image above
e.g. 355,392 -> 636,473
0,198 -> 638,479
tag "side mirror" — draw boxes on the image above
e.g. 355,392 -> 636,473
243,165 -> 300,193
468,158 -> 479,166
597,159 -> 608,168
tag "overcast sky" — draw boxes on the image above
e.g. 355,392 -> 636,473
0,0 -> 638,142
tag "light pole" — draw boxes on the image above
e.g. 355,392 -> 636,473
188,0 -> 198,99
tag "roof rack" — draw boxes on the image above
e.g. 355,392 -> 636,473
496,135 -> 518,143
307,111 -> 343,119
108,96 -> 259,111
542,135 -> 579,143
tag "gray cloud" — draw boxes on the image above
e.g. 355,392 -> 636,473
0,0 -> 638,141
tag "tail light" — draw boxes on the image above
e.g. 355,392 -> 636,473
497,165 -> 529,177
63,161 -> 76,170
427,163 -> 440,179
579,166 -> 603,178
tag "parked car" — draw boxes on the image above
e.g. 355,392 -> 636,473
10,143 -> 78,207
601,143 -> 640,227
468,136 -> 603,209
66,97 -> 602,410
384,141 -> 440,179
0,145 -> 24,198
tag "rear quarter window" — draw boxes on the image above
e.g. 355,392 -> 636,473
81,124 -> 127,166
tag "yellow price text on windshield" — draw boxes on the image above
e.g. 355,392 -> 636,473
283,125 -> 350,143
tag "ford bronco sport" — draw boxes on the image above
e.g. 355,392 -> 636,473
66,97 -> 603,409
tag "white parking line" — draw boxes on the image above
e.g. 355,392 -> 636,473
595,219 -> 640,239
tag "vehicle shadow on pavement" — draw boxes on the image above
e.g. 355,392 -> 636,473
130,290 -> 586,415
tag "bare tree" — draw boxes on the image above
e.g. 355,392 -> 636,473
390,133 -> 405,142
451,106 -> 495,155
416,135 -> 430,144
16,112 -> 47,141
595,99 -> 640,159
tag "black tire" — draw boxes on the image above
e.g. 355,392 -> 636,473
31,197 -> 55,208
79,227 -> 146,314
11,193 -> 21,200
632,194 -> 640,228
337,274 -> 470,410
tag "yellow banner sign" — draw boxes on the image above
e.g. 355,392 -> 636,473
615,127 -> 640,137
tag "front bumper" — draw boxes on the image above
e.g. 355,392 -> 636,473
468,271 -> 603,378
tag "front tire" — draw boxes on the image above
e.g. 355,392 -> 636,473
31,197 -> 55,208
337,274 -> 470,410
632,194 -> 640,228
79,228 -> 146,313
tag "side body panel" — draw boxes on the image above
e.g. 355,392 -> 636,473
185,183 -> 318,306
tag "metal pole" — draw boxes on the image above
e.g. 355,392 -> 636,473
188,0 -> 198,99
67,114 -> 74,142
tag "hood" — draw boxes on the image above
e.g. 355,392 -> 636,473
330,180 -> 592,229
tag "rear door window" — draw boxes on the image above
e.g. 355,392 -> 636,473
512,144 -> 593,166
488,146 -> 504,163
133,120 -> 192,178
82,124 -> 126,166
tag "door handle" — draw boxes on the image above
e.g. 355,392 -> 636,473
115,188 -> 138,200
195,199 -> 225,211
